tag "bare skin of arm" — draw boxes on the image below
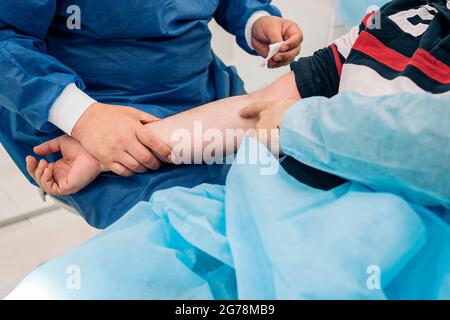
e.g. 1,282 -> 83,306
137,71 -> 300,163
26,71 -> 300,195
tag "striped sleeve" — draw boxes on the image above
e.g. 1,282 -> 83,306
290,47 -> 343,98
289,11 -> 377,99
329,11 -> 376,73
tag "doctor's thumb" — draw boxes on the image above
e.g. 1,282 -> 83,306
138,111 -> 159,125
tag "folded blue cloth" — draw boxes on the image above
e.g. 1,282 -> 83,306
8,138 -> 450,299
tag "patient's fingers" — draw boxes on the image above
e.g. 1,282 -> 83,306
26,156 -> 61,195
34,159 -> 47,187
34,135 -> 65,156
26,156 -> 38,181
41,165 -> 58,195
239,102 -> 272,119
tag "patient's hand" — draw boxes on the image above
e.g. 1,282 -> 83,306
26,135 -> 104,196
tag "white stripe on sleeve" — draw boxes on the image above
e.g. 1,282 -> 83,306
333,25 -> 360,59
339,64 -> 450,96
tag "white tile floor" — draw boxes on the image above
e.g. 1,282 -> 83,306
0,146 -> 99,299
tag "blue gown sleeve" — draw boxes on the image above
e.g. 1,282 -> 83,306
214,0 -> 282,54
280,92 -> 450,208
0,0 -> 84,132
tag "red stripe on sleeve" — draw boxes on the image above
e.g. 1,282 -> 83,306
362,11 -> 376,28
410,49 -> 450,84
352,31 -> 409,71
331,44 -> 343,78
352,31 -> 450,84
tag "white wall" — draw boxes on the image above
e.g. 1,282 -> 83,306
211,0 -> 337,92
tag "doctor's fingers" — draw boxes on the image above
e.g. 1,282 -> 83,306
256,120 -> 280,146
121,151 -> 155,173
263,22 -> 285,44
136,110 -> 160,125
281,24 -> 303,51
256,112 -> 274,129
110,162 -> 135,177
271,45 -> 301,67
239,101 -> 274,119
33,135 -> 66,156
128,141 -> 164,170
136,131 -> 172,164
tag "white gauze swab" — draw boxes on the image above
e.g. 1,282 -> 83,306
260,42 -> 284,68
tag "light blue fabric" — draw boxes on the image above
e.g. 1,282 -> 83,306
8,138 -> 450,300
335,0 -> 391,28
281,92 -> 450,210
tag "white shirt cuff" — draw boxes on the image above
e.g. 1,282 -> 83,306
48,83 -> 97,135
245,11 -> 271,50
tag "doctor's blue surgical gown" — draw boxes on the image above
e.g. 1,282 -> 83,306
0,0 -> 281,228
7,92 -> 450,300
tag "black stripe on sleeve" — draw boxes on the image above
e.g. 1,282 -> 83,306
290,47 -> 341,98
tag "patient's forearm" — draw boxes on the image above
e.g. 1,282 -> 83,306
144,72 -> 300,163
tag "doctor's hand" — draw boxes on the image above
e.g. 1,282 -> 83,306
240,100 -> 295,149
71,103 -> 172,176
26,135 -> 104,196
252,16 -> 303,68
